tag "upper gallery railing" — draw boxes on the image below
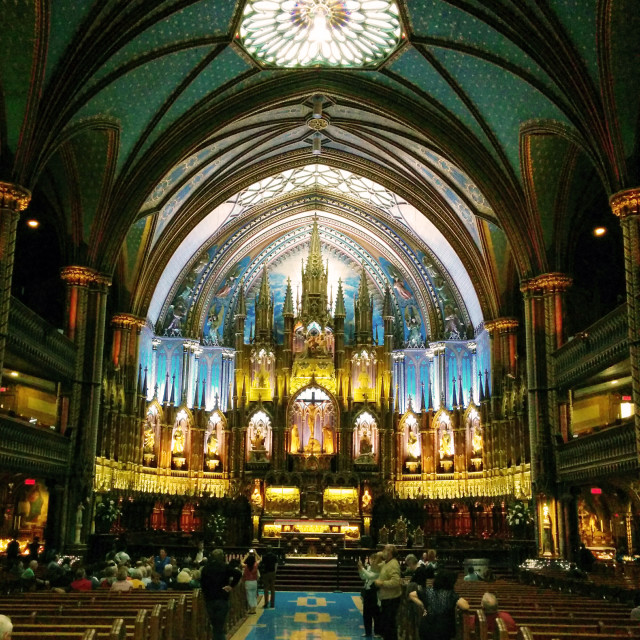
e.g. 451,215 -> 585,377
553,304 -> 628,388
7,296 -> 76,380
0,413 -> 71,478
556,421 -> 637,483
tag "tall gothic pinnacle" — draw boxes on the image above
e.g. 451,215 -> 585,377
334,278 -> 346,317
283,277 -> 294,316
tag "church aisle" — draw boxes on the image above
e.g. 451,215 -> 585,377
231,592 -> 365,640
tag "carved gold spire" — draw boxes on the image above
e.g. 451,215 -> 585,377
300,216 -> 329,327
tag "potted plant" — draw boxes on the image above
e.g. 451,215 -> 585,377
95,496 -> 122,534
506,500 -> 533,538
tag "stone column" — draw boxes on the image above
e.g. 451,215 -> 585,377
610,188 -> 640,461
0,182 -> 31,381
521,273 -> 572,556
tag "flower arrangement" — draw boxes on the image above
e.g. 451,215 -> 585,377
506,500 -> 533,528
95,496 -> 122,525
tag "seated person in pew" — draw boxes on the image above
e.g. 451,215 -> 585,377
146,571 -> 167,591
464,566 -> 481,582
111,566 -> 133,592
163,564 -> 177,589
0,614 -> 12,640
20,560 -> 47,591
481,593 -> 516,633
70,568 -> 93,592
129,568 -> 146,589
99,564 -> 117,589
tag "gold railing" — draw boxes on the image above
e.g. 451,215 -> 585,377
556,422 -> 637,483
95,458 -> 228,496
395,465 -> 530,500
553,304 -> 628,388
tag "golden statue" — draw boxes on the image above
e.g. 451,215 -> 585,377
322,424 -> 334,454
407,427 -> 420,459
291,423 -> 301,453
439,430 -> 454,458
173,429 -> 185,455
360,428 -> 372,455
361,488 -> 372,511
251,426 -> 266,450
307,405 -> 318,441
143,423 -> 155,453
472,428 -> 483,455
206,432 -> 218,456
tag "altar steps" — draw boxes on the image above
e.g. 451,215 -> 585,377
272,557 -> 362,592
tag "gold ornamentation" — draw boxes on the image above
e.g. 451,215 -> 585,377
93,273 -> 112,288
520,273 -> 572,294
112,313 -> 146,329
60,266 -> 97,286
0,182 -> 31,212
484,318 -> 519,334
307,117 -> 329,130
610,187 -> 640,219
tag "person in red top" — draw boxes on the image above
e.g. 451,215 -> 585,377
242,550 -> 261,614
481,592 -> 516,633
70,568 -> 93,591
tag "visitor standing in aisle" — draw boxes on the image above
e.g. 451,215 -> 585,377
374,545 -> 402,640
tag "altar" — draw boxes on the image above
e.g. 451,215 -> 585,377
261,519 -> 361,554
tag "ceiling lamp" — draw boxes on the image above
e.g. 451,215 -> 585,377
239,0 -> 402,68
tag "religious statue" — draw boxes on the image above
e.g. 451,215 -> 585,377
360,428 -> 373,455
304,404 -> 321,453
361,488 -> 372,511
407,426 -> 420,459
251,426 -> 266,450
322,423 -> 334,454
439,430 -> 454,458
472,428 -> 483,455
290,423 -> 301,453
251,482 -> 263,510
173,429 -> 185,455
206,432 -> 218,457
143,422 -> 155,453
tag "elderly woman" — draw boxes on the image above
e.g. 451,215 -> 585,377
111,566 -> 133,592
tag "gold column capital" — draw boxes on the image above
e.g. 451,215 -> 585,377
92,273 -> 112,288
60,265 -> 97,287
610,187 -> 640,219
484,318 -> 519,334
0,181 -> 31,212
112,313 -> 146,330
520,273 -> 572,294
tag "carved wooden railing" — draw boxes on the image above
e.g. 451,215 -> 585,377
7,296 -> 76,380
0,413 -> 71,478
556,421 -> 637,483
553,304 -> 628,388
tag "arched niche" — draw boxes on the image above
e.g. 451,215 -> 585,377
247,408 -> 272,463
353,409 -> 378,463
171,407 -> 193,470
464,404 -> 483,472
142,401 -> 163,467
400,409 -> 421,472
204,409 -> 226,471
287,384 -> 339,456
433,409 -> 454,473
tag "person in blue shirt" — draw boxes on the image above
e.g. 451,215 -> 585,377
146,571 -> 167,591
154,548 -> 171,574
464,566 -> 481,581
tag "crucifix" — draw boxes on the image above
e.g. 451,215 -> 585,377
306,390 -> 322,441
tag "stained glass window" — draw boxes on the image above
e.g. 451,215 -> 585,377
239,0 -> 402,68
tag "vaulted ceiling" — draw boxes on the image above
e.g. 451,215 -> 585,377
3,0 -> 637,336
